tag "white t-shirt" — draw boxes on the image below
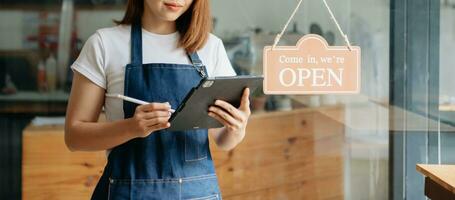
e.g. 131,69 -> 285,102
71,25 -> 236,122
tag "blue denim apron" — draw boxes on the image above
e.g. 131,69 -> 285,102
91,22 -> 221,200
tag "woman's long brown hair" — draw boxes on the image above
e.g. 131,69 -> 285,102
115,0 -> 212,53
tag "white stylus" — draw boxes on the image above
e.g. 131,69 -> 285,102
105,93 -> 175,113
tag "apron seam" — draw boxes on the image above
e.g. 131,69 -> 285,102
186,194 -> 219,200
107,179 -> 111,200
109,174 -> 217,184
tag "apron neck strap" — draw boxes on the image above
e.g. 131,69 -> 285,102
188,52 -> 202,66
130,21 -> 204,68
131,21 -> 143,66
188,52 -> 207,78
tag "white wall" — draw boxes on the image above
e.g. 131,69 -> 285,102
76,10 -> 123,41
0,11 -> 25,50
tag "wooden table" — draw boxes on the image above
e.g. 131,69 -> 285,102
416,164 -> 455,200
22,124 -> 107,200
23,106 -> 346,199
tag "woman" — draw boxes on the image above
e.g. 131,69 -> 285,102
64,0 -> 251,199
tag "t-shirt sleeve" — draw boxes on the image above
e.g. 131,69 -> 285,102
70,32 -> 107,89
212,38 -> 237,77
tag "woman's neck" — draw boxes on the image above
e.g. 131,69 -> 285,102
142,11 -> 177,34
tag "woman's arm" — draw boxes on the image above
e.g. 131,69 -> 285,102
64,72 -> 172,152
208,88 -> 251,151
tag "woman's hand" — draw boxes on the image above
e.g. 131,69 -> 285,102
67,72 -> 173,151
208,88 -> 251,136
127,102 -> 173,138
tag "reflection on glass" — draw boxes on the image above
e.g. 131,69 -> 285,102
212,0 -> 390,199
439,0 -> 455,164
0,0 -> 454,199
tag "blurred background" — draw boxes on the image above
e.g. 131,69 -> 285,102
0,0 -> 454,199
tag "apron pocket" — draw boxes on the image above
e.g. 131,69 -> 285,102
108,178 -> 180,200
184,130 -> 208,162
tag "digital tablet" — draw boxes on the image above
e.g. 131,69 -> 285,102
167,75 -> 264,131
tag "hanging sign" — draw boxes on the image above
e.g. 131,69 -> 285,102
263,34 -> 361,94
262,0 -> 361,95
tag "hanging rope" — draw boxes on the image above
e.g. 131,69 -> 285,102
272,0 -> 353,51
272,0 -> 304,50
321,0 -> 352,50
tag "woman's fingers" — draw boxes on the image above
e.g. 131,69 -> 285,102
210,88 -> 251,124
137,102 -> 172,112
213,100 -> 245,121
143,116 -> 171,127
142,111 -> 171,119
130,102 -> 173,138
208,111 -> 234,128
208,106 -> 241,129
147,122 -> 171,132
239,88 -> 250,113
